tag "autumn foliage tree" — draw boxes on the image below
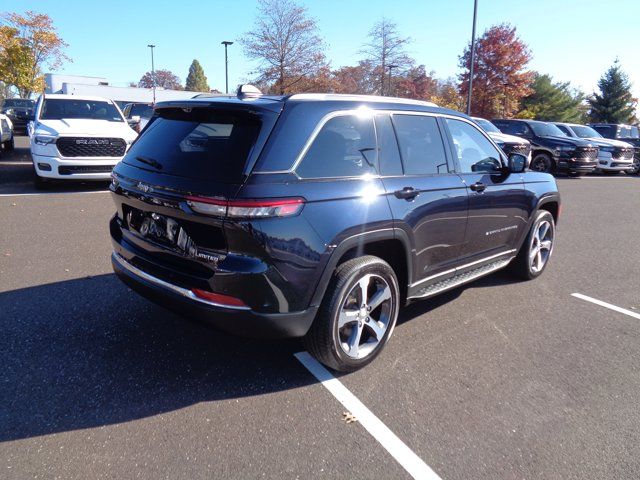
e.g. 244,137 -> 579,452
459,24 -> 533,118
241,0 -> 328,94
138,69 -> 182,90
0,11 -> 70,97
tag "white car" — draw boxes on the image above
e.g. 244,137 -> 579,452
0,113 -> 14,153
29,94 -> 137,187
473,117 -> 532,165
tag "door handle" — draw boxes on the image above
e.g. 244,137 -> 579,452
469,182 -> 487,193
394,187 -> 419,200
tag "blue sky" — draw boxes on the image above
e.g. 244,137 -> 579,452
11,0 -> 640,102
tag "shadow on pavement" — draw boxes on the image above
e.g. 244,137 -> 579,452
0,273 -> 310,442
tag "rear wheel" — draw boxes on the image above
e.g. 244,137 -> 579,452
304,255 -> 400,372
530,153 -> 554,174
510,210 -> 555,280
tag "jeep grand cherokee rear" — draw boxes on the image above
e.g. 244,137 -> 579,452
111,90 -> 559,372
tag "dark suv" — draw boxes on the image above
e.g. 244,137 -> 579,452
109,90 -> 560,371
1,98 -> 35,134
588,123 -> 640,175
492,119 -> 598,176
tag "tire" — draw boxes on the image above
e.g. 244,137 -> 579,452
3,137 -> 14,151
304,255 -> 400,372
529,153 -> 554,174
510,210 -> 555,280
34,171 -> 50,190
625,162 -> 640,176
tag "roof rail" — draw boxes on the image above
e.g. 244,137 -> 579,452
287,93 -> 437,107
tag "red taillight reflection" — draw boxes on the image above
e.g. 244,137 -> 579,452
191,288 -> 247,308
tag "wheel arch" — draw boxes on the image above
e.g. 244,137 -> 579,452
309,229 -> 412,307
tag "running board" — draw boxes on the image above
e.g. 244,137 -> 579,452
408,257 -> 513,300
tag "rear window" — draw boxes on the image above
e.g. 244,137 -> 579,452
123,107 -> 265,183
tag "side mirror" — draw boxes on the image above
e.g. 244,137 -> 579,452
508,153 -> 527,173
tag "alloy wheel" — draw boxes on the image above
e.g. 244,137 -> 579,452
337,274 -> 394,359
529,219 -> 554,273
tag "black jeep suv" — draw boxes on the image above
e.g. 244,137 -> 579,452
1,98 -> 35,135
109,89 -> 560,371
492,119 -> 598,176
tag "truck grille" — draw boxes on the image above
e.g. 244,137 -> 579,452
56,137 -> 126,158
575,147 -> 598,160
613,147 -> 634,161
501,143 -> 531,157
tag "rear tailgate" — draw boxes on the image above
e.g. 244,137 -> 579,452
110,101 -> 282,284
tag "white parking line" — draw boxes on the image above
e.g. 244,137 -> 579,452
0,190 -> 109,197
294,351 -> 442,480
571,293 -> 640,320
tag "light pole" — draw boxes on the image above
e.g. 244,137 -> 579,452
147,44 -> 156,104
221,41 -> 233,94
387,64 -> 398,97
466,0 -> 478,115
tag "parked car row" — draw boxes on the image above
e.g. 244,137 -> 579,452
0,111 -> 15,154
473,117 -> 639,176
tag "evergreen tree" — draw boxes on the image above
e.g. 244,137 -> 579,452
185,59 -> 210,92
588,61 -> 636,123
519,73 -> 585,122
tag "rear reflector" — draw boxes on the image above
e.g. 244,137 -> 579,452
186,196 -> 305,218
191,288 -> 247,308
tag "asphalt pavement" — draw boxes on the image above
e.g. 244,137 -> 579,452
1,137 -> 640,479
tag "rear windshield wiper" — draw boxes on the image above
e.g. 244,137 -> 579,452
136,156 -> 163,170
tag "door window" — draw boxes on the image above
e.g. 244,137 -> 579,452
446,118 -> 503,173
374,114 -> 403,176
392,114 -> 449,175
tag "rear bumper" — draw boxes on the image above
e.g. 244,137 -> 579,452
111,251 -> 317,339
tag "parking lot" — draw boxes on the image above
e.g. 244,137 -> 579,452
1,136 -> 640,479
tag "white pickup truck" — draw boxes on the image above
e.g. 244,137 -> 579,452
29,94 -> 137,187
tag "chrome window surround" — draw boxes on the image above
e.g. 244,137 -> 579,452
253,109 -> 507,177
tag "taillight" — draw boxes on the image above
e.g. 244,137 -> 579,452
186,196 -> 305,218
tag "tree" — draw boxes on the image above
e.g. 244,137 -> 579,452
588,61 -> 637,123
431,78 -> 466,111
518,73 -> 585,122
0,11 -> 70,97
394,65 -> 438,101
138,69 -> 182,90
185,59 -> 210,92
459,23 -> 533,118
241,0 -> 327,95
332,61 -> 378,95
362,18 -> 413,96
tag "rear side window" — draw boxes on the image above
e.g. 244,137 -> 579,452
392,114 -> 448,175
123,107 -> 266,183
296,114 -> 377,178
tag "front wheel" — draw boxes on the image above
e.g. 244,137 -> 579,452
2,137 -> 14,152
530,153 -> 554,174
510,210 -> 555,280
625,162 -> 640,175
304,255 -> 400,372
